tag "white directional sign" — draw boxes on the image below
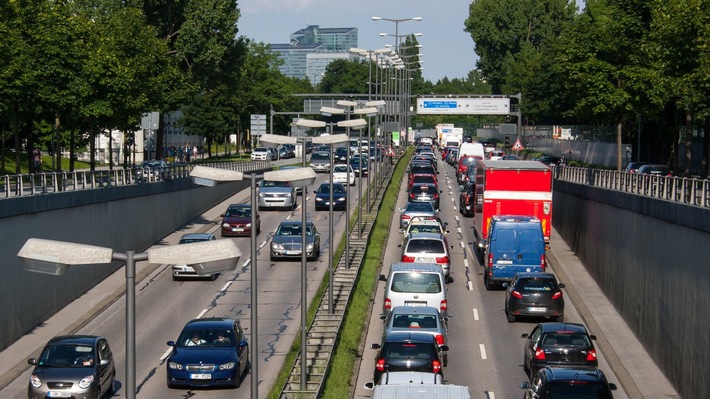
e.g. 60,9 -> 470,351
250,114 -> 267,137
417,98 -> 510,115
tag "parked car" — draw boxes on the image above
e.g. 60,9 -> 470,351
250,147 -> 271,161
521,367 -> 617,398
314,182 -> 347,211
332,164 -> 355,186
257,179 -> 297,211
27,335 -> 116,399
399,233 -> 453,279
172,233 -> 219,281
504,272 -> 565,323
220,204 -> 260,237
166,317 -> 249,389
408,183 -> 441,210
399,201 -> 438,229
270,220 -> 321,261
521,322 -> 598,379
370,331 -> 448,384
380,306 -> 449,366
135,159 -> 170,182
309,151 -> 331,173
624,161 -> 648,173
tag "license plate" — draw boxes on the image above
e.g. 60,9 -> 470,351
496,260 -> 513,265
232,228 -> 244,232
285,250 -> 300,255
405,301 -> 427,307
190,373 -> 212,380
528,307 -> 547,312
48,392 -> 71,398
415,257 -> 435,263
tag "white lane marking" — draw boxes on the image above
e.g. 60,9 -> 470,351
488,393 -> 496,399
455,216 -> 460,222
196,308 -> 209,319
479,344 -> 487,359
473,308 -> 479,321
457,227 -> 462,234
160,347 -> 172,361
220,281 -> 231,292
242,258 -> 252,268
464,259 -> 469,268
459,241 -> 465,248
468,281 -> 473,291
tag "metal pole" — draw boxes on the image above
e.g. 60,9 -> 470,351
358,130 -> 363,238
345,120 -> 351,269
250,174 -> 259,399
328,144 -> 334,314
300,174 -> 308,390
367,53 -> 373,212
125,252 -> 136,399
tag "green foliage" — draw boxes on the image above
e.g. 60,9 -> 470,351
320,59 -> 370,94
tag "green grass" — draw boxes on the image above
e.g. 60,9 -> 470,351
2,151 -> 92,175
265,149 -> 413,398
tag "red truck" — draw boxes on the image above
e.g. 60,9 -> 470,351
474,160 -> 553,251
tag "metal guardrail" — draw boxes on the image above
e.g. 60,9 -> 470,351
554,166 -> 710,208
0,161 -> 272,199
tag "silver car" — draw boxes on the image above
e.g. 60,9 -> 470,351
309,151 -> 331,173
172,233 -> 218,280
380,306 -> 449,366
399,202 -> 438,229
270,220 -> 321,261
258,179 -> 297,210
399,233 -> 453,279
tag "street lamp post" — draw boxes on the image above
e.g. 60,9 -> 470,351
17,238 -> 242,399
189,160 -> 315,399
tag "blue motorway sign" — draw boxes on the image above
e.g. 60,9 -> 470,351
422,101 -> 458,109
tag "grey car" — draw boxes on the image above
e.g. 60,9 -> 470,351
172,233 -> 219,280
399,201 -> 438,229
258,179 -> 297,210
380,306 -> 449,366
28,335 -> 115,399
270,220 -> 321,261
309,151 -> 331,173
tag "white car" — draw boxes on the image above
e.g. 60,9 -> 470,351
332,164 -> 355,186
251,147 -> 271,161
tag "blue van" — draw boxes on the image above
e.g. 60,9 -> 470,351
483,215 -> 546,290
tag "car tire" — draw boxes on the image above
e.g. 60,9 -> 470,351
484,274 -> 494,291
555,315 -> 564,322
523,357 -> 530,374
443,354 -> 448,367
506,307 -> 516,323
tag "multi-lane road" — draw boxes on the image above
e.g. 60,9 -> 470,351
0,151 -> 677,398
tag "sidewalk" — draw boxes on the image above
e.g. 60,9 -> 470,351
547,228 -> 680,399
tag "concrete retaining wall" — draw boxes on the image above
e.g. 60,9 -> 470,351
0,176 -> 257,350
554,180 -> 710,399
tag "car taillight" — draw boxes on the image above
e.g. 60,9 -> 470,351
402,255 -> 416,262
432,359 -> 442,374
384,298 -> 391,310
402,215 -> 411,220
540,254 -> 546,271
511,290 -> 523,299
376,358 -> 385,371
534,348 -> 546,360
488,253 -> 493,268
434,334 -> 444,345
552,291 -> 563,300
409,193 -> 415,200
586,349 -> 597,362
435,256 -> 448,264
433,193 -> 439,199
440,300 -> 447,313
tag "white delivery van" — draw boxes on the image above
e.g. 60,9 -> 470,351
380,263 -> 448,317
457,142 -> 484,161
371,383 -> 472,399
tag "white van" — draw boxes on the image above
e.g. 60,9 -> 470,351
380,263 -> 448,317
457,142 -> 484,161
371,383 -> 472,399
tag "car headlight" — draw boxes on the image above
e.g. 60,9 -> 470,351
246,222 -> 252,227
219,362 -> 236,371
29,374 -> 41,388
272,243 -> 284,250
306,243 -> 314,250
78,375 -> 95,389
284,192 -> 292,197
258,193 -> 265,198
315,197 -> 323,202
168,361 -> 184,370
337,197 -> 346,202
222,223 -> 230,228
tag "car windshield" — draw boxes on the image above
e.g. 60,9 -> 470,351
254,147 -> 268,152
276,224 -> 313,236
391,273 -> 442,293
333,166 -> 349,173
260,180 -> 291,187
38,344 -> 94,367
311,153 -> 329,160
225,207 -> 250,218
317,184 -> 345,194
547,382 -> 613,399
177,329 -> 235,347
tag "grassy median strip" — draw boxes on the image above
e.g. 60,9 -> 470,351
266,152 -> 411,398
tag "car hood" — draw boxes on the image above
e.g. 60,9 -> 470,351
31,365 -> 98,380
169,347 -> 237,364
223,216 -> 251,224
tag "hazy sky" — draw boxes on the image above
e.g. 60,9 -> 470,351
236,0 -> 478,83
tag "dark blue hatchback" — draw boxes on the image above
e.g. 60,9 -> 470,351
166,318 -> 249,389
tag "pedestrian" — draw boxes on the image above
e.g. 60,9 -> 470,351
185,146 -> 191,162
32,148 -> 42,172
192,145 -> 198,158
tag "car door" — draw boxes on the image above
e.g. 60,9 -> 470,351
524,325 -> 542,368
97,338 -> 114,394
235,323 -> 248,374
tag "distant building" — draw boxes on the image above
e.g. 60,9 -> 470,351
269,25 -> 358,85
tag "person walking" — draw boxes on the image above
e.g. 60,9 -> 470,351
32,148 -> 42,172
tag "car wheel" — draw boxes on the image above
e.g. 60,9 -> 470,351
270,255 -> 277,262
506,306 -> 516,323
443,354 -> 448,367
523,357 -> 530,373
257,224 -> 261,235
555,314 -> 564,322
484,274 -> 494,291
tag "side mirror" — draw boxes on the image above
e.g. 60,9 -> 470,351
558,283 -> 566,289
521,333 -> 529,339
370,343 -> 381,350
379,274 -> 387,281
520,381 -> 530,390
609,383 -> 617,391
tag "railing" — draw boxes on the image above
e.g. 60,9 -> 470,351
0,161 -> 272,199
554,166 -> 710,208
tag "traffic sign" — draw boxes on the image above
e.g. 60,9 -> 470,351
250,114 -> 267,137
512,139 -> 524,151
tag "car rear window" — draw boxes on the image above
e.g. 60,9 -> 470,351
406,239 -> 445,253
391,273 -> 442,293
541,333 -> 591,347
516,278 -> 556,292
547,382 -> 613,399
411,185 -> 437,195
392,314 -> 438,329
385,342 -> 433,359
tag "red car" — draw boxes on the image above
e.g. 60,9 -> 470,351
220,204 -> 260,237
408,174 -> 438,191
457,156 -> 482,184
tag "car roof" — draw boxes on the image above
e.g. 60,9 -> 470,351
514,272 -> 556,280
491,215 -> 540,223
390,306 -> 441,316
48,335 -> 102,345
180,233 -> 214,240
383,331 -> 437,344
279,220 -> 313,226
227,203 -> 250,209
184,317 -> 237,329
390,262 -> 444,273
538,322 -> 590,334
542,367 -> 609,382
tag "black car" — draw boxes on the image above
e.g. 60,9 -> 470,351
314,182 -> 347,211
370,331 -> 448,383
458,180 -> 475,217
624,161 -> 647,173
504,272 -> 565,323
166,317 -> 249,389
334,147 -> 349,163
521,323 -> 598,379
535,155 -> 562,166
520,367 -> 617,398
408,183 -> 441,210
349,157 -> 369,176
28,335 -> 115,399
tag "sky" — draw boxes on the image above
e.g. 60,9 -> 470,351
236,0 -> 478,83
